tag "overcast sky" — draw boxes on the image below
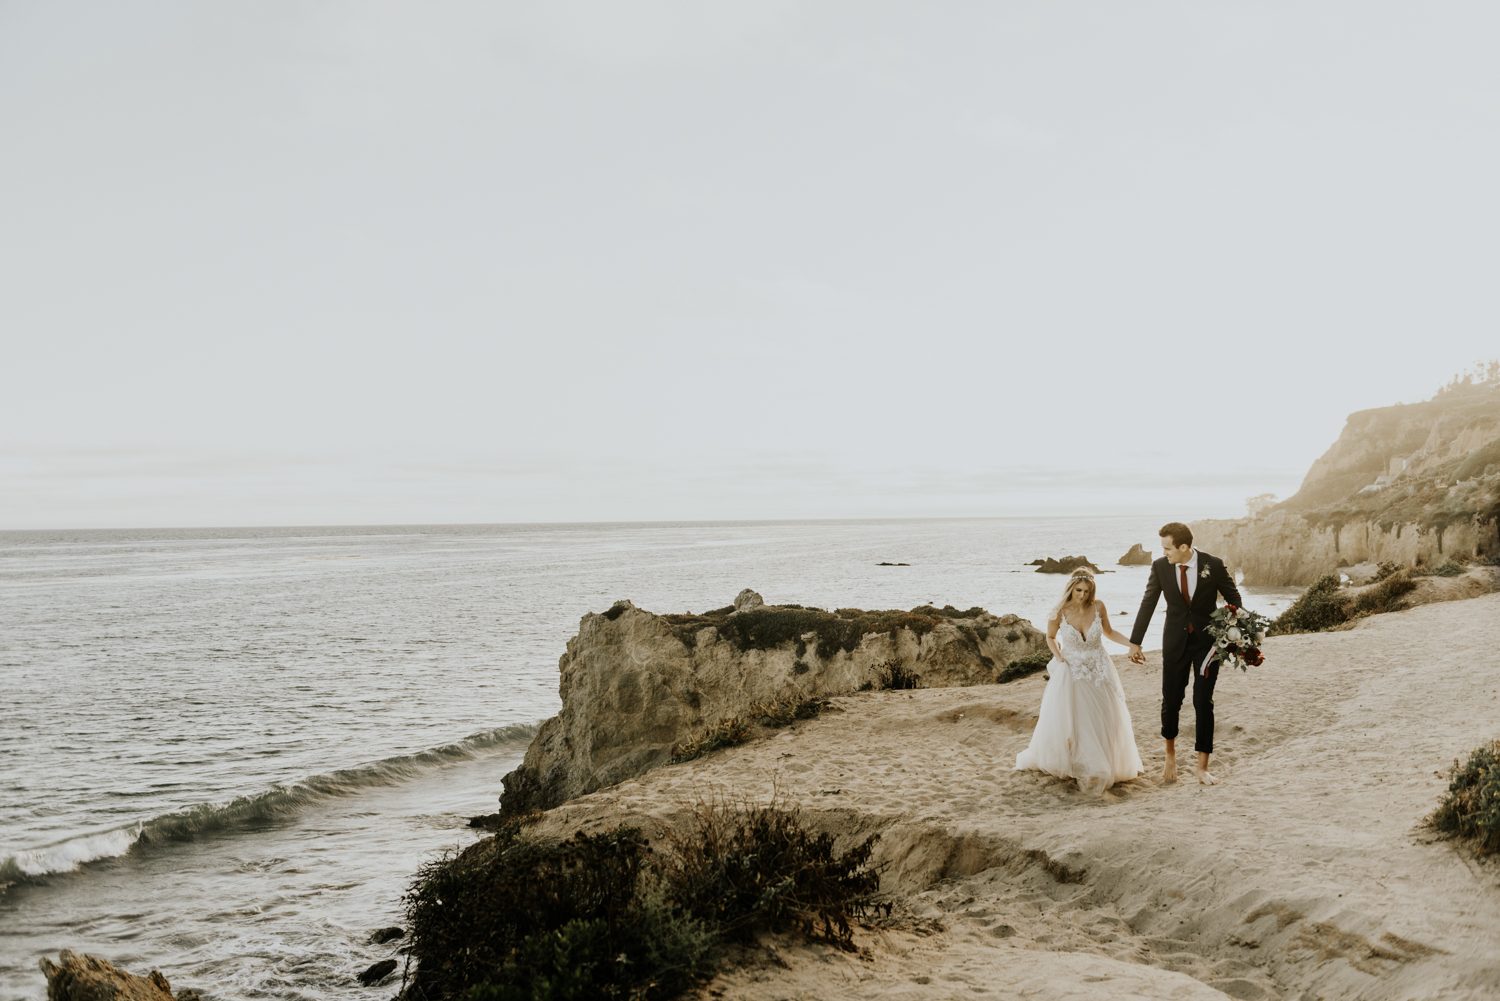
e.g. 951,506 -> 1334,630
2,3 -> 1497,529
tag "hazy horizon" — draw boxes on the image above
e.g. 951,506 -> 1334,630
4,3 -> 1498,530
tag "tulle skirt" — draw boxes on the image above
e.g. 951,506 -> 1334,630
1014,656 -> 1143,795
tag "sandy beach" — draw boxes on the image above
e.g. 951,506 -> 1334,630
532,593 -> 1500,1000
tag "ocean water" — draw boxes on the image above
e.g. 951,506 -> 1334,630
0,519 -> 1298,999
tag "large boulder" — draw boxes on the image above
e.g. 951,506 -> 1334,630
498,598 -> 1048,815
38,951 -> 197,1001
733,588 -> 763,611
1117,544 -> 1153,566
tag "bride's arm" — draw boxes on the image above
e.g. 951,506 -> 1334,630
1098,602 -> 1132,647
1045,614 -> 1066,664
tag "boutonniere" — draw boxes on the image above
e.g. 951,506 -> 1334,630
1199,568 -> 1210,579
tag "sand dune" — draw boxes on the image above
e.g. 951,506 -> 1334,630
534,593 -> 1500,1000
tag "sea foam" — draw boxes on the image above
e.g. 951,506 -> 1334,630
0,722 -> 537,886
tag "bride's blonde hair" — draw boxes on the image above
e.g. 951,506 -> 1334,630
1049,568 -> 1096,621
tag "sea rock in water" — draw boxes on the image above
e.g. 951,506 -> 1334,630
1032,556 -> 1101,574
369,926 -> 405,945
1117,544 -> 1153,566
357,959 -> 398,986
498,597 -> 1048,816
39,950 -> 178,1001
733,588 -> 764,612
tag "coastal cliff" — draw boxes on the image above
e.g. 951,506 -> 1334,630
1194,377 -> 1500,585
498,598 -> 1048,815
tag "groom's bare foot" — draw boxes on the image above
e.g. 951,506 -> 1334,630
1163,751 -> 1178,782
1195,752 -> 1219,785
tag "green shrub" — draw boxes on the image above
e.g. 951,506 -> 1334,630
1428,560 -> 1467,577
656,796 -> 888,950
908,604 -> 986,619
670,694 -> 831,763
407,803 -> 886,999
1273,568 -> 1423,634
1431,740 -> 1500,855
404,824 -> 709,1001
1344,572 -> 1417,617
1372,560 -> 1404,583
1268,574 -> 1348,635
661,605 -> 988,654
998,649 -> 1053,683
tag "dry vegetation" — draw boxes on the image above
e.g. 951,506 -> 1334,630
1430,739 -> 1500,855
657,604 -> 986,654
403,795 -> 887,1000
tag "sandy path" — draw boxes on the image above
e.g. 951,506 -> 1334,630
537,594 -> 1500,1000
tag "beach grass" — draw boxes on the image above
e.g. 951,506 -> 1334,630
1431,740 -> 1500,855
669,694 -> 833,764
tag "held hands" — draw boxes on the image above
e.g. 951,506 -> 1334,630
1128,643 -> 1145,665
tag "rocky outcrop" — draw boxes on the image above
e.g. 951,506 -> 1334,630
733,588 -> 763,611
1277,380 -> 1500,511
1195,504 -> 1499,586
498,598 -> 1048,816
1117,544 -> 1153,566
1031,556 -> 1102,574
38,951 -> 197,1001
1193,379 -> 1500,585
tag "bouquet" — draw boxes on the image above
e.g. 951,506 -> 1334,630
1206,604 -> 1272,672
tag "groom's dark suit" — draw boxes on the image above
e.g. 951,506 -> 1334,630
1129,551 -> 1243,754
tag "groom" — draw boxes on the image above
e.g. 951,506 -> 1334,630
1127,522 -> 1243,785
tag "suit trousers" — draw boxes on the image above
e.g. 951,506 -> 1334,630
1161,639 -> 1219,754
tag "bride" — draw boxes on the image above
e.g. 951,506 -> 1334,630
1014,568 -> 1143,795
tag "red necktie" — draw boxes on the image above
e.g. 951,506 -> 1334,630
1180,564 -> 1193,633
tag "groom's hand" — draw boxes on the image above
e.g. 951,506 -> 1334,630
1128,643 -> 1145,665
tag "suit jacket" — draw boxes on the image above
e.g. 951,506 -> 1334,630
1130,551 -> 1244,666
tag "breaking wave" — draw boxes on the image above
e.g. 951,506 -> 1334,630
0,721 -> 537,888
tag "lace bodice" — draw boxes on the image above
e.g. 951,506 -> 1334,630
1054,608 -> 1114,688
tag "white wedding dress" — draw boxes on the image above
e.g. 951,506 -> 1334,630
1013,607 -> 1143,795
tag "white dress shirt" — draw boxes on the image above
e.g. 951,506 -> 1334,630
1174,549 -> 1199,601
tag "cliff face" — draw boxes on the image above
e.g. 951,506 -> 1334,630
1193,510 -> 1497,586
499,600 -> 1047,815
1194,381 -> 1500,585
1279,382 -> 1500,511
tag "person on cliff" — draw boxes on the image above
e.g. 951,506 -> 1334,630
1128,522 -> 1244,785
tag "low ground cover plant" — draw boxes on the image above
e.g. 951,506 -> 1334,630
669,694 -> 831,763
998,648 -> 1053,683
1269,570 -> 1419,635
1430,740 -> 1500,855
659,604 -> 987,654
404,799 -> 886,1000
